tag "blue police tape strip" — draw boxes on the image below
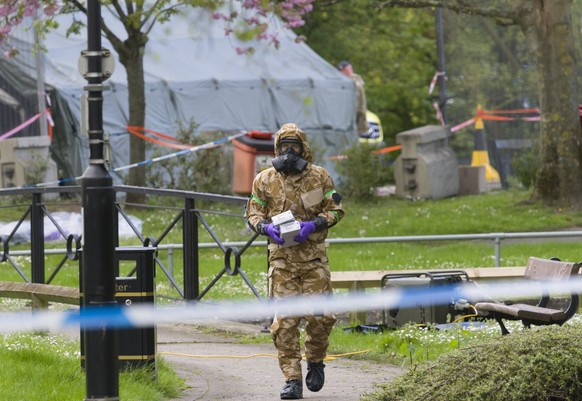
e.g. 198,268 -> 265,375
1,277 -> 582,333
63,305 -> 133,329
110,131 -> 247,172
23,131 -> 248,188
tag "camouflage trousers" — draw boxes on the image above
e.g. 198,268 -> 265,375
268,257 -> 336,381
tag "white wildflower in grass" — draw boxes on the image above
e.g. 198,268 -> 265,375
414,208 -> 430,218
451,204 -> 472,216
486,206 -> 498,215
0,333 -> 79,359
438,261 -> 466,269
12,255 -> 32,265
378,317 -> 539,365
0,297 -> 34,312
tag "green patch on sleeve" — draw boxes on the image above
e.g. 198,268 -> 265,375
251,194 -> 267,207
324,189 -> 337,199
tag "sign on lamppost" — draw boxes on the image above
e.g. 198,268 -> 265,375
80,0 -> 118,400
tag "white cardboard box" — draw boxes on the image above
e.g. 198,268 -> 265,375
279,220 -> 301,248
271,210 -> 294,226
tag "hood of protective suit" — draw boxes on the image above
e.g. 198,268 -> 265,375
273,123 -> 313,163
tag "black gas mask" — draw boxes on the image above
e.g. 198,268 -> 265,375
272,139 -> 308,174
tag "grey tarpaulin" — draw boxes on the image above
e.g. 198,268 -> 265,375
0,5 -> 357,184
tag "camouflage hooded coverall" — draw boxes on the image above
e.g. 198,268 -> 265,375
245,123 -> 345,382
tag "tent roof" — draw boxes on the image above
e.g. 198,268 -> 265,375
3,5 -> 357,179
44,7 -> 352,90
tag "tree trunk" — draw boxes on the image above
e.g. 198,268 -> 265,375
378,0 -> 582,208
110,30 -> 148,204
518,0 -> 582,208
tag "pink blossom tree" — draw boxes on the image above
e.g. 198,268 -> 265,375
0,0 -> 59,57
1,0 -> 314,198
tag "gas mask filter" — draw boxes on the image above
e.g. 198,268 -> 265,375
272,139 -> 308,174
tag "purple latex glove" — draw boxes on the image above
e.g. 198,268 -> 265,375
294,221 -> 316,243
264,223 -> 285,245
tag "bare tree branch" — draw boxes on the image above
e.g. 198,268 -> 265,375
141,0 -> 180,36
482,18 -> 522,71
110,0 -> 127,20
125,0 -> 135,15
65,0 -> 87,15
374,0 -> 518,22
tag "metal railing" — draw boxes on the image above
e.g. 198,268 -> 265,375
2,185 -> 582,301
11,230 -> 582,269
0,185 -> 262,301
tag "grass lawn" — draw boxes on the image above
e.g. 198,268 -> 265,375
1,188 -> 582,400
3,188 -> 582,301
0,330 -> 183,401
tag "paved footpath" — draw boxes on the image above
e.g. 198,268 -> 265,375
158,321 -> 405,401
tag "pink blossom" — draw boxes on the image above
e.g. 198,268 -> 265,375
0,8 -> 9,18
236,46 -> 254,55
0,0 -> 316,59
242,0 -> 260,9
211,12 -> 224,20
24,6 -> 37,17
43,3 -> 59,17
244,16 -> 260,26
3,46 -> 18,58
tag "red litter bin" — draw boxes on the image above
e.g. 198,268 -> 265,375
232,131 -> 274,194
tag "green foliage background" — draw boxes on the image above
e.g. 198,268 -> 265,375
298,1 -> 582,186
297,1 -> 436,146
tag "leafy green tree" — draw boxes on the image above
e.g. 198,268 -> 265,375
373,0 -> 582,208
297,1 -> 436,145
437,11 -> 539,167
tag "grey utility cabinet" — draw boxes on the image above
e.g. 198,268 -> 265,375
393,125 -> 458,199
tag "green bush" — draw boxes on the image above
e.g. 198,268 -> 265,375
512,144 -> 539,189
146,121 -> 233,194
336,143 -> 393,200
363,321 -> 582,401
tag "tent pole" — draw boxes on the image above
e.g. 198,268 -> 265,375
34,10 -> 48,138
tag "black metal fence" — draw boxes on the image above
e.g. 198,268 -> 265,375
0,185 -> 264,301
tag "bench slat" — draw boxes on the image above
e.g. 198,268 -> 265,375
475,302 -> 565,322
0,281 -> 79,306
524,257 -> 580,280
330,267 -> 526,290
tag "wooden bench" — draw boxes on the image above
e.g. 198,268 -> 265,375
474,257 -> 580,335
331,266 -> 526,291
0,281 -> 79,309
330,267 -> 527,322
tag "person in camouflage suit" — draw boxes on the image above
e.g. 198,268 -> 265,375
246,123 -> 345,400
338,60 -> 368,137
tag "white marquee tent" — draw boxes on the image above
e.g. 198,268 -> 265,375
0,6 -> 357,184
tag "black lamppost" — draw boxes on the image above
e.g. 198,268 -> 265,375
81,0 -> 118,399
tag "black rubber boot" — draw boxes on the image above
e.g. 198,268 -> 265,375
280,379 -> 303,399
306,360 -> 326,392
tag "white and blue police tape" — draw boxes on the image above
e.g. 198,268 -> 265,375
21,131 -> 249,188
113,131 -> 248,172
1,277 -> 582,333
